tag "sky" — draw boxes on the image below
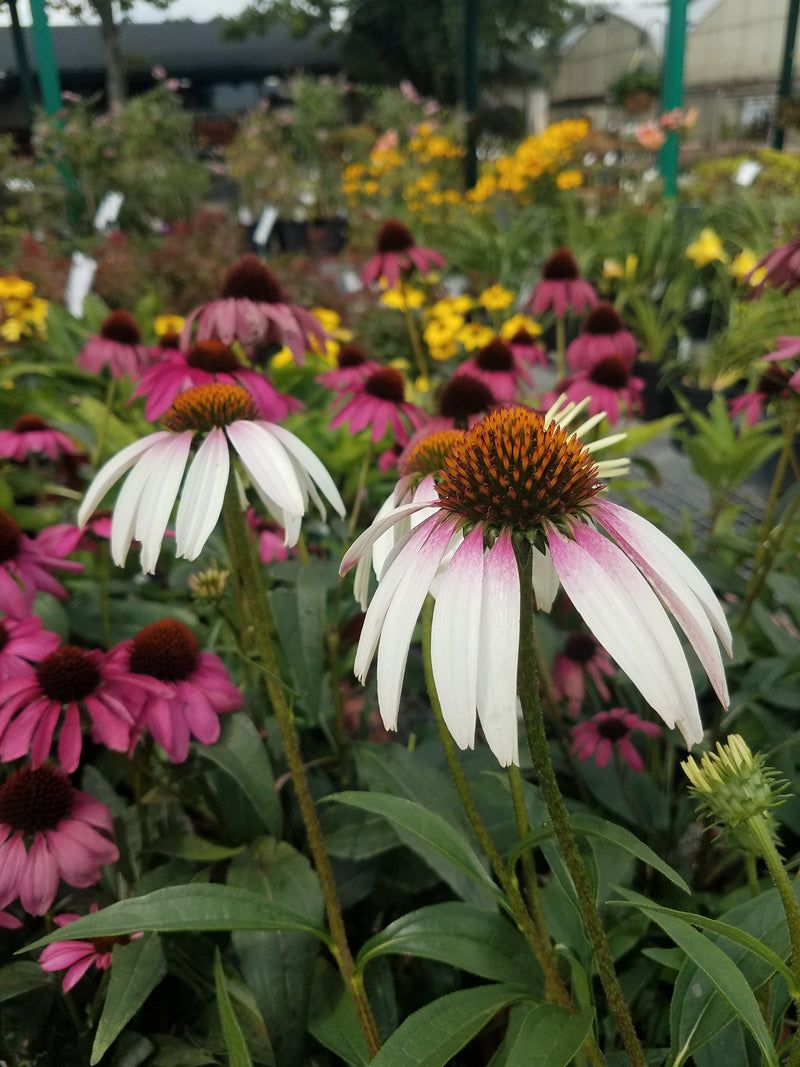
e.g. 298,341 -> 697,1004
2,0 -> 248,27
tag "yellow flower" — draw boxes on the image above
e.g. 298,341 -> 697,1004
478,284 -> 515,311
430,296 -> 473,317
0,318 -> 23,342
380,286 -> 425,310
499,314 -> 541,340
602,254 -> 638,281
424,317 -> 463,348
456,322 -> 494,351
556,170 -> 583,190
429,340 -> 459,362
729,250 -> 758,283
363,180 -> 379,196
271,345 -> 294,369
0,276 -> 34,300
311,307 -> 341,332
154,314 -> 185,337
686,229 -> 727,267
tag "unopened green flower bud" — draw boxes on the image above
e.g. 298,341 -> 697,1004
682,734 -> 788,853
188,560 -> 229,601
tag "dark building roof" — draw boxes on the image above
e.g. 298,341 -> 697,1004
0,18 -> 342,85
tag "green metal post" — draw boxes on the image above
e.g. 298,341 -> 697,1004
28,0 -> 63,114
658,0 -> 688,197
773,0 -> 800,149
463,0 -> 479,189
8,0 -> 37,123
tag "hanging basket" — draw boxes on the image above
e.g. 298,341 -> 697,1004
623,89 -> 657,115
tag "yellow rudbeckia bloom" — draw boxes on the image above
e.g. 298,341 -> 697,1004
687,229 -> 727,267
499,314 -> 542,340
154,314 -> 185,337
0,276 -> 34,300
456,322 -> 494,351
478,284 -> 515,311
380,286 -> 425,310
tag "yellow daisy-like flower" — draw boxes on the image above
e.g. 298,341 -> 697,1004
429,340 -> 459,362
380,286 -> 425,310
0,318 -> 23,342
687,229 -> 727,267
424,317 -> 463,348
466,175 -> 498,203
0,276 -> 34,300
729,250 -> 758,283
499,314 -> 541,340
478,284 -> 515,311
270,345 -> 295,369
363,180 -> 379,196
556,170 -> 583,190
154,314 -> 185,337
456,322 -> 494,351
311,307 -> 341,333
430,296 -> 473,318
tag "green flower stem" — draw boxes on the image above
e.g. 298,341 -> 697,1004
91,375 -> 118,468
347,444 -> 374,540
515,544 -> 646,1067
401,291 -> 428,380
738,411 -> 799,630
98,539 -> 112,650
222,480 -> 381,1057
555,316 -> 566,380
507,763 -> 550,944
420,601 -> 606,1067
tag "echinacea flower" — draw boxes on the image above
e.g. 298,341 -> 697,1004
181,255 -> 327,362
748,234 -> 800,296
246,509 -> 292,564
0,616 -> 60,682
762,335 -> 800,390
39,907 -> 142,991
0,643 -> 156,771
109,619 -> 242,763
0,514 -> 83,619
132,339 -> 298,422
0,415 -> 79,462
455,337 -> 534,402
566,304 -> 638,372
362,219 -> 446,289
316,343 -> 381,391
729,367 -> 796,425
571,708 -> 660,771
329,367 -> 426,446
78,383 -> 345,573
552,357 -> 645,424
527,248 -> 598,319
552,631 -> 615,717
341,402 -> 731,765
77,309 -> 152,380
0,764 -> 118,915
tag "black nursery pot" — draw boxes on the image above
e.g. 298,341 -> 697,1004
633,360 -> 677,421
311,215 -> 349,255
276,219 -> 310,253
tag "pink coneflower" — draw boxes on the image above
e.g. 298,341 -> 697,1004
729,367 -> 796,426
0,415 -> 79,462
0,514 -> 83,620
566,304 -> 638,372
109,619 -> 242,763
181,255 -> 327,362
0,644 -> 156,771
761,335 -> 800,391
247,509 -> 291,564
329,367 -> 426,446
362,219 -> 445,289
78,384 -> 344,574
77,309 -> 152,380
527,248 -> 598,319
455,337 -> 533,402
0,616 -> 60,682
316,343 -> 381,391
506,327 -> 548,370
341,403 -> 731,765
553,356 -> 645,424
552,631 -> 616,717
39,906 -> 142,991
749,235 -> 800,296
0,764 -> 118,916
572,708 -> 661,772
132,339 -> 299,422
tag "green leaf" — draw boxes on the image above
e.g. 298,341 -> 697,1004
357,902 -> 541,990
324,791 -> 502,905
23,884 -> 330,953
200,712 -> 282,837
370,984 -> 534,1067
503,1004 -> 595,1067
633,904 -> 777,1066
146,834 -> 244,863
308,959 -> 370,1067
90,934 -> 167,1064
0,961 -> 53,1001
214,949 -> 253,1067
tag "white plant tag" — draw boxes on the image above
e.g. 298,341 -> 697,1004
65,252 -> 97,318
93,190 -> 124,231
733,161 -> 761,186
253,205 -> 279,246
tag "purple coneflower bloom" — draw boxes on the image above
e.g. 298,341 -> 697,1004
329,367 -> 426,446
0,616 -> 60,682
341,403 -> 731,765
0,415 -> 79,462
77,309 -> 153,380
527,248 -> 598,319
316,343 -> 381,391
761,335 -> 800,391
729,366 -> 796,426
455,337 -> 534,402
362,219 -> 445,289
566,304 -> 638,373
552,356 -> 645,424
39,906 -> 142,991
749,235 -> 800,296
572,707 -> 660,772
0,513 -> 82,619
552,631 -> 616,717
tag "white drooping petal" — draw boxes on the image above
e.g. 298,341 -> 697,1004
135,431 -> 194,574
548,523 -> 703,747
78,431 -> 174,528
531,544 -> 560,612
431,527 -> 484,750
476,530 -> 520,767
340,494 -> 439,577
226,420 -> 305,518
595,500 -> 732,654
110,442 -> 163,567
376,517 -> 459,731
175,427 -> 230,561
594,500 -> 731,705
354,490 -> 398,610
354,515 -> 440,687
266,422 -> 346,518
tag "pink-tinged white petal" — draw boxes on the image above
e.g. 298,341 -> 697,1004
135,431 -> 194,573
531,545 -> 560,612
548,524 -> 702,746
341,494 -> 439,577
431,527 -> 484,750
476,531 -> 520,766
225,420 -> 305,517
376,517 -> 458,731
266,423 -> 346,518
110,439 -> 170,567
78,432 -> 173,527
175,427 -> 229,560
